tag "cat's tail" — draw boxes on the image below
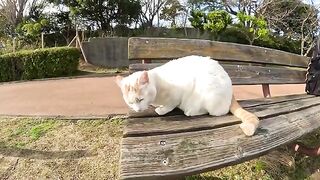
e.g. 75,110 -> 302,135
229,95 -> 259,136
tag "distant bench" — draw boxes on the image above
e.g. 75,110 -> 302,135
119,37 -> 318,180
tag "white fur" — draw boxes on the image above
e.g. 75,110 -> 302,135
119,55 -> 233,116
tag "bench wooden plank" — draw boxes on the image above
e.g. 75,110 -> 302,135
238,94 -> 313,107
124,95 -> 319,137
120,104 -> 320,180
128,94 -> 313,118
128,37 -> 309,68
121,37 -> 315,180
129,64 -> 306,85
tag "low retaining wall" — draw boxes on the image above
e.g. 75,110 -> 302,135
82,37 -> 128,68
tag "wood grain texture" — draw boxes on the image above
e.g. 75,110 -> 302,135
124,95 -> 319,137
121,37 -> 313,179
128,94 -> 313,118
129,63 -> 306,85
128,37 -> 309,68
120,102 -> 320,180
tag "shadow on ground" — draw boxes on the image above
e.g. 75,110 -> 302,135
0,142 -> 93,159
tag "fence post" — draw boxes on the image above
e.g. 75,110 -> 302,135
13,37 -> 16,52
41,33 -> 44,48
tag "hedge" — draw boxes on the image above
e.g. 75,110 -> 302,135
0,47 -> 80,82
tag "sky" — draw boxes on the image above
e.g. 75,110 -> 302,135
304,0 -> 320,4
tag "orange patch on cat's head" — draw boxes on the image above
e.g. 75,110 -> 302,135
122,79 -> 140,96
117,71 -> 149,97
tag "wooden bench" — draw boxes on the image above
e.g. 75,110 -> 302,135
119,37 -> 319,180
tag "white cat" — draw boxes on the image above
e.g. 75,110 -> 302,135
116,55 -> 259,136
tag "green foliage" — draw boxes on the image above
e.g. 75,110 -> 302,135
51,0 -> 141,33
189,10 -> 206,32
204,10 -> 232,40
12,1 -> 49,46
160,0 -> 184,27
0,14 -> 9,39
236,12 -> 269,45
254,34 -> 300,54
21,18 -> 48,36
45,11 -> 76,46
0,47 -> 80,82
264,0 -> 318,36
187,0 -> 222,11
217,27 -> 300,54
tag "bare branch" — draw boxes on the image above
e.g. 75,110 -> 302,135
140,0 -> 167,27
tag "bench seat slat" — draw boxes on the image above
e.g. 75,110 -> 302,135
127,94 -> 314,118
129,64 -> 306,85
124,94 -> 318,137
120,97 -> 320,179
128,37 -> 309,68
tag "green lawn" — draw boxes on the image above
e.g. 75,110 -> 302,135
0,117 -> 319,180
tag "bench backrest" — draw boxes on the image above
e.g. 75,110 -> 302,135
128,37 -> 309,86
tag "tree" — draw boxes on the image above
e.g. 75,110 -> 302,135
0,14 -> 8,39
204,10 -> 232,40
0,11 -> 12,38
51,0 -> 142,35
13,0 -> 49,46
258,0 -> 319,55
49,11 -> 75,44
139,0 -> 166,28
160,0 -> 183,27
222,0 -> 258,16
189,9 -> 233,40
236,11 -> 269,45
187,0 -> 222,11
21,19 -> 48,37
189,10 -> 206,33
27,0 -> 46,21
0,0 -> 31,36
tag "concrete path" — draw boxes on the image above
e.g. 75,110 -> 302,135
0,76 -> 306,117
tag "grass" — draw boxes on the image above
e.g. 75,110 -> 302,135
28,121 -> 56,140
1,117 -> 320,179
0,117 -> 124,180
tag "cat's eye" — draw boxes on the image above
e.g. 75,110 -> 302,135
135,98 -> 144,103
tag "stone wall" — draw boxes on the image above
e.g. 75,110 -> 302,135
82,37 -> 128,68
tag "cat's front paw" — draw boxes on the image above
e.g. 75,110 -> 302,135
155,106 -> 166,115
155,106 -> 172,116
240,122 -> 258,136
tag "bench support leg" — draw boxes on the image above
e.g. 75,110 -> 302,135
142,59 -> 151,64
262,84 -> 271,98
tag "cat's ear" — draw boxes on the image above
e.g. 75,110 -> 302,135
139,71 -> 149,85
115,75 -> 123,87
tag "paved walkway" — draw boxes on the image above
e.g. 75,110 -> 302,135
0,76 -> 306,117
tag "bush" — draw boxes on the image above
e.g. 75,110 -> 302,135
0,47 -> 80,82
